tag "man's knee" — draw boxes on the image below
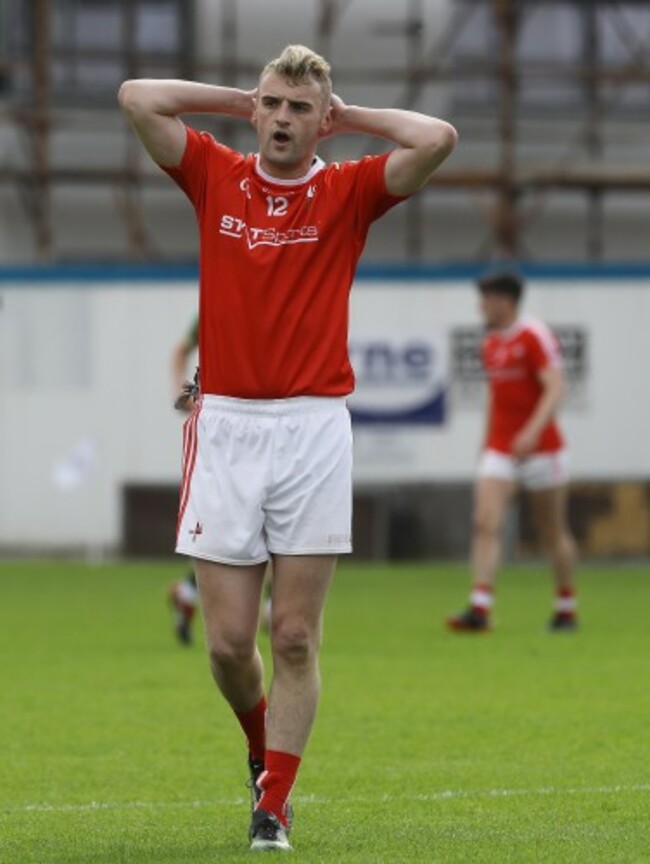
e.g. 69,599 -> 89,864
549,529 -> 576,559
473,508 -> 502,539
207,629 -> 257,673
271,617 -> 318,668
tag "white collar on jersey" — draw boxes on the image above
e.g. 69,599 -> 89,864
254,154 -> 325,186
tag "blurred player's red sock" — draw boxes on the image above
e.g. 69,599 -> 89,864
554,586 -> 577,619
470,583 -> 493,616
256,749 -> 300,827
236,696 -> 267,763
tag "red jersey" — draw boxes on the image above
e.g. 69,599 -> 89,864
163,127 -> 404,398
482,316 -> 565,454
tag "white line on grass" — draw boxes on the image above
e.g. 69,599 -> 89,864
2,783 -> 650,816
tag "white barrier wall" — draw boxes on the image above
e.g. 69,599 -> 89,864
0,271 -> 649,550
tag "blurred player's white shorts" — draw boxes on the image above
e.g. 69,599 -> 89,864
477,448 -> 569,490
176,395 -> 352,564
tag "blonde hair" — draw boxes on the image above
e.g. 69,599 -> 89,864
260,44 -> 332,107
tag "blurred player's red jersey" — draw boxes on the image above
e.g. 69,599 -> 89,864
163,127 -> 403,398
482,317 -> 564,454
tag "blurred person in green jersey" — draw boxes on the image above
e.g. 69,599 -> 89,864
168,315 -> 201,644
168,316 -> 273,644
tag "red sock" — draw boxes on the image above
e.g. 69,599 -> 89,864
470,583 -> 493,616
235,696 -> 267,763
554,587 -> 577,618
257,749 -> 301,827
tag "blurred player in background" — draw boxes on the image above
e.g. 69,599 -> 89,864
119,43 -> 457,851
169,316 -> 273,645
168,316 -> 200,645
447,270 -> 578,634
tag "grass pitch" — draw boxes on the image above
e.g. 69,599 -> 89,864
1,558 -> 649,863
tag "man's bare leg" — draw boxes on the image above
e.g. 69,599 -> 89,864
194,559 -> 267,711
194,557 -> 271,783
470,475 -> 516,590
254,553 -> 336,827
448,475 -> 514,631
529,484 -> 578,628
265,553 -> 336,754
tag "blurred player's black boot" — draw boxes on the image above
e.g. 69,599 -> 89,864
548,612 -> 578,632
168,573 -> 198,645
446,608 -> 490,632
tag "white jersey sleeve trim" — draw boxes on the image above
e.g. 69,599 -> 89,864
523,316 -> 563,367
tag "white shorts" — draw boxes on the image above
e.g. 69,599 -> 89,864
176,395 -> 353,564
477,448 -> 569,491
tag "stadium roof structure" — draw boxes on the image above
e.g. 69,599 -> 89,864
0,0 -> 649,262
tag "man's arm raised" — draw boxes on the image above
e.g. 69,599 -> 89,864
117,80 -> 255,167
326,96 -> 458,197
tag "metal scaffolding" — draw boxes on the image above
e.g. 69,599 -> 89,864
1,0 -> 650,262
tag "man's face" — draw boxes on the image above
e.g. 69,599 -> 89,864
479,291 -> 516,330
252,71 -> 330,178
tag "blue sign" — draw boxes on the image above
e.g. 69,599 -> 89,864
348,338 -> 447,425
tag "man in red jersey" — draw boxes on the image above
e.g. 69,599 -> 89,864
447,271 -> 578,635
119,44 -> 457,851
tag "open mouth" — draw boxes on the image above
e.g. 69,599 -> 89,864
272,130 -> 291,145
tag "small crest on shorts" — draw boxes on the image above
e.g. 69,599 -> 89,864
189,522 -> 203,541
